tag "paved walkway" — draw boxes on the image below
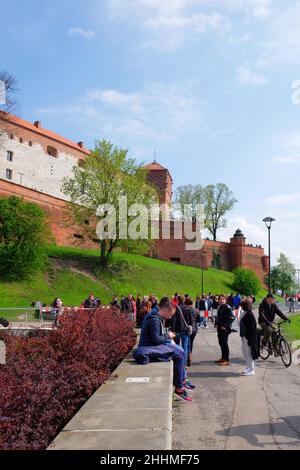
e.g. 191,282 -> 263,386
173,325 -> 300,450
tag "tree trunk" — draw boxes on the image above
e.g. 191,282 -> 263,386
99,241 -> 108,269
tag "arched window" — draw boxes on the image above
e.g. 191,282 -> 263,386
47,146 -> 58,158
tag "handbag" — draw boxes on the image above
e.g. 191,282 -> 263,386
177,306 -> 193,336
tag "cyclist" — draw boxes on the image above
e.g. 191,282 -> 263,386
258,294 -> 291,350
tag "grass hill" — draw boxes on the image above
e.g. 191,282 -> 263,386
0,245 -> 268,320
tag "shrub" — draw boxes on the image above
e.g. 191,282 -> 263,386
232,267 -> 261,296
0,196 -> 49,280
0,308 -> 136,450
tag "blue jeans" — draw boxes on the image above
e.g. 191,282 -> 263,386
198,316 -> 207,327
166,342 -> 186,389
175,333 -> 190,366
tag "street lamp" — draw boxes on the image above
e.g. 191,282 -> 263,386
201,250 -> 208,296
263,217 -> 276,294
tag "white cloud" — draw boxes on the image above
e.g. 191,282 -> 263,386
257,3 -> 300,67
68,27 -> 95,39
219,216 -> 267,246
276,133 -> 300,164
236,66 -> 268,86
107,0 -> 230,51
209,127 -> 237,138
266,193 -> 300,205
36,82 -> 205,153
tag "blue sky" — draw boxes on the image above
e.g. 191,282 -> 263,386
1,0 -> 300,268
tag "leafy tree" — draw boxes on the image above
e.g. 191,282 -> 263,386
0,196 -> 48,280
204,183 -> 237,241
62,140 -> 158,269
232,267 -> 261,296
174,184 -> 205,221
266,253 -> 296,294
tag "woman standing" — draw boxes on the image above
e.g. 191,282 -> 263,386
239,299 -> 259,376
215,295 -> 235,366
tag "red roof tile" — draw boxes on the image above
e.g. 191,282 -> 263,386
0,113 -> 91,155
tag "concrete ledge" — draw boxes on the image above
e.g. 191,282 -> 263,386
48,353 -> 173,450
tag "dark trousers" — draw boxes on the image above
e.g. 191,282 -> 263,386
190,331 -> 197,352
218,329 -> 230,361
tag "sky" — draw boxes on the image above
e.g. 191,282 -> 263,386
1,0 -> 300,268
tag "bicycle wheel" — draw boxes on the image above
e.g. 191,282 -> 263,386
260,344 -> 270,361
279,338 -> 292,368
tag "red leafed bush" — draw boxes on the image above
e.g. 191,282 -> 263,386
0,308 -> 136,450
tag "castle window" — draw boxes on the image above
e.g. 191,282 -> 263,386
170,257 -> 181,264
47,146 -> 58,158
29,141 -> 33,147
78,159 -> 85,168
9,134 -> 14,140
7,150 -> 13,162
6,169 -> 13,180
74,233 -> 84,240
19,137 -> 23,143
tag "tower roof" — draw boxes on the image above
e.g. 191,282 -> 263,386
143,161 -> 173,182
233,228 -> 245,238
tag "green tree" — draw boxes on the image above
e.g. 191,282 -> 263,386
204,183 -> 237,241
62,140 -> 158,269
174,184 -> 205,221
0,196 -> 48,280
266,253 -> 296,294
232,267 -> 261,296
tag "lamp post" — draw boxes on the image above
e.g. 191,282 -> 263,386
297,269 -> 300,293
201,250 -> 207,296
263,217 -> 276,294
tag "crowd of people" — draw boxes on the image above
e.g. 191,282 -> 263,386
132,292 -> 291,402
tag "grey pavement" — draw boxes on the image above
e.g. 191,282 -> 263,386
173,324 -> 300,450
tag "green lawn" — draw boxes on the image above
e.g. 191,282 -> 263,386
281,314 -> 300,345
0,245 -> 269,321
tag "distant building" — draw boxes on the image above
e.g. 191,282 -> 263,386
0,114 -> 269,281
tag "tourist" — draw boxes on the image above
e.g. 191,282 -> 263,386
185,299 -> 201,366
212,295 -> 220,326
215,294 -> 235,366
136,293 -> 142,316
239,299 -> 259,376
289,294 -> 296,313
227,293 -> 234,308
258,294 -> 290,347
133,297 -> 193,401
137,300 -> 152,327
197,295 -> 209,329
171,296 -> 193,368
83,293 -> 96,309
0,317 -> 9,328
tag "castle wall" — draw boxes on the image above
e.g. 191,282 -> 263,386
0,116 -> 89,201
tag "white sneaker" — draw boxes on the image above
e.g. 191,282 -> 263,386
242,370 -> 255,376
242,367 -> 250,374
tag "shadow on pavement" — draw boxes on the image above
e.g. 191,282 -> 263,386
215,416 -> 300,448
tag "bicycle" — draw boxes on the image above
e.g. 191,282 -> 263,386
260,321 -> 292,368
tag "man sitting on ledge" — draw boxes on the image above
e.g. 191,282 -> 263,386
133,297 -> 194,402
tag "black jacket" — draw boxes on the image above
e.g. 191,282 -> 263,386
258,300 -> 288,324
216,304 -> 235,331
240,310 -> 260,360
167,303 -> 193,334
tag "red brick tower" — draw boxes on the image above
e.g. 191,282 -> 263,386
229,228 -> 246,270
143,161 -> 173,207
